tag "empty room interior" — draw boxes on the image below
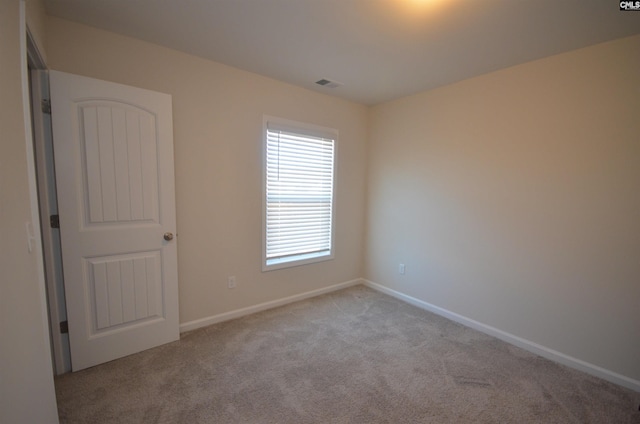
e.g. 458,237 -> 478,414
2,0 -> 640,422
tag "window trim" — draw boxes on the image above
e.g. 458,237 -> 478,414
262,115 -> 337,272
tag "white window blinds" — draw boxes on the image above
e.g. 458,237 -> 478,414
265,121 -> 335,269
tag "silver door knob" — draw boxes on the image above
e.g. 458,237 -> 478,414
163,232 -> 174,241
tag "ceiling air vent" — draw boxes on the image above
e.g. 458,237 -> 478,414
315,78 -> 342,89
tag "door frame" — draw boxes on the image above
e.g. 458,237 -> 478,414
25,25 -> 71,375
30,68 -> 72,375
17,3 -> 60,420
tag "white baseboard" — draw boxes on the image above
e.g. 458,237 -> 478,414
179,278 -> 362,333
363,279 -> 640,393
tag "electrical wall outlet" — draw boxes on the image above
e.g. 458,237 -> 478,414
227,276 -> 236,289
399,264 -> 406,275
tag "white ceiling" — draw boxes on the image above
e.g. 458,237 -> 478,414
44,0 -> 640,105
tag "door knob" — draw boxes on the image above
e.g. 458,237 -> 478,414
163,232 -> 174,241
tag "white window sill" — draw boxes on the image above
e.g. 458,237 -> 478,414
263,250 -> 334,271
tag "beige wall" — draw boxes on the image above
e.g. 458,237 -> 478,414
0,0 -> 58,423
45,17 -> 368,324
366,35 -> 640,382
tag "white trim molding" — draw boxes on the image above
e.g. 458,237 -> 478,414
180,279 -> 361,333
363,279 -> 640,393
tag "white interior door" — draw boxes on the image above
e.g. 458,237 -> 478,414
49,70 -> 179,371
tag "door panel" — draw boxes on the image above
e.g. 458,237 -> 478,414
86,251 -> 162,331
79,103 -> 159,225
50,71 -> 179,371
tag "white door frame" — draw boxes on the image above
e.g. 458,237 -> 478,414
30,67 -> 72,375
24,13 -> 71,376
16,0 -> 58,418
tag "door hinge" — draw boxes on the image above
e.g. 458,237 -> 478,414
59,321 -> 68,334
50,214 -> 60,229
41,98 -> 51,114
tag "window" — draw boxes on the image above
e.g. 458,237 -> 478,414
263,117 -> 336,271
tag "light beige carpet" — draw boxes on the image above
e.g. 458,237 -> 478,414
55,285 -> 639,423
